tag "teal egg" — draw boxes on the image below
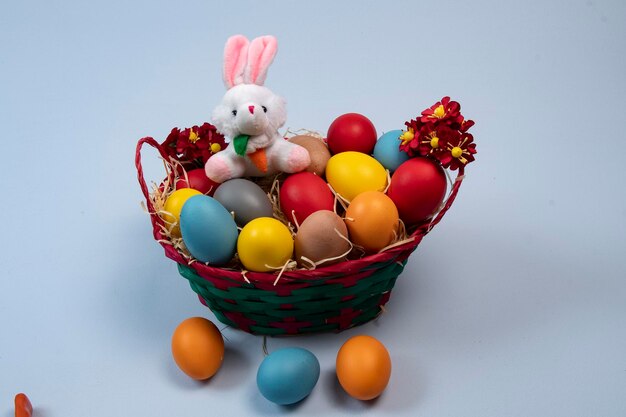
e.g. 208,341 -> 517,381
180,195 -> 238,264
373,129 -> 410,172
257,347 -> 320,405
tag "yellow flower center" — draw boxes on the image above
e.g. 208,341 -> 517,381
430,136 -> 439,148
451,146 -> 463,158
434,104 -> 445,118
210,143 -> 222,153
188,130 -> 199,143
400,129 -> 415,145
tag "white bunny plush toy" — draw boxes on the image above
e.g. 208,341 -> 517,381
205,35 -> 311,183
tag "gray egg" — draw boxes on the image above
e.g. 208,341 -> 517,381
213,179 -> 274,226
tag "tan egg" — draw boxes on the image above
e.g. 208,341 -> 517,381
288,135 -> 331,177
295,210 -> 350,268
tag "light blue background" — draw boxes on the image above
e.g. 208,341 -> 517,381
1,1 -> 625,416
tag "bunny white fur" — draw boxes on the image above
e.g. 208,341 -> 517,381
205,35 -> 310,183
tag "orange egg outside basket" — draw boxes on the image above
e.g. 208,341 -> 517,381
136,137 -> 465,336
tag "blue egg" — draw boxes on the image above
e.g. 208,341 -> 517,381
373,129 -> 410,172
180,195 -> 238,264
257,347 -> 320,405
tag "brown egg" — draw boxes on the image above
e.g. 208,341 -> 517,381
295,210 -> 350,267
289,135 -> 331,177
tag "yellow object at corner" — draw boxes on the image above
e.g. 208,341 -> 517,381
163,188 -> 202,236
325,152 -> 388,202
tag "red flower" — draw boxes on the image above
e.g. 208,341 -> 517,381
460,118 -> 475,133
399,119 -> 421,156
400,97 -> 477,169
161,122 -> 226,165
420,96 -> 463,126
439,132 -> 477,170
162,127 -> 182,160
416,125 -> 460,158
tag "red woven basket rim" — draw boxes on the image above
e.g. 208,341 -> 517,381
135,136 -> 464,285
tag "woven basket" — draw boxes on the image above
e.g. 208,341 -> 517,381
136,136 -> 465,335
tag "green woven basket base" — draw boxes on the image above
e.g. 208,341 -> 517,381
178,259 -> 407,335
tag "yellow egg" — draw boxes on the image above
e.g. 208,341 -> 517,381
325,152 -> 387,202
237,217 -> 294,272
336,335 -> 392,400
345,191 -> 399,253
163,188 -> 202,236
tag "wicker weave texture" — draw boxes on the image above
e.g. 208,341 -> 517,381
179,257 -> 408,335
136,137 -> 464,335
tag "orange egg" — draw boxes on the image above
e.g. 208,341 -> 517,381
171,317 -> 224,380
344,191 -> 399,253
336,335 -> 392,400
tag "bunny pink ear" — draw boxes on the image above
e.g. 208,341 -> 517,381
223,35 -> 250,89
244,36 -> 278,86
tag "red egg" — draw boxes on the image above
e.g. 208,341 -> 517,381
176,168 -> 218,195
280,172 -> 335,227
327,113 -> 377,155
387,158 -> 447,225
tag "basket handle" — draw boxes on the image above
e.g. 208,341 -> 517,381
420,167 -> 465,235
135,137 -> 177,215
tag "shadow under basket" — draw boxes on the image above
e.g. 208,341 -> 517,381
136,137 -> 465,336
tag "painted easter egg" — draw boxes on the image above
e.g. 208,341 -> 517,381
176,168 -> 219,195
171,317 -> 224,380
372,130 -> 410,173
257,347 -> 320,405
325,152 -> 387,202
387,157 -> 447,225
213,178 -> 273,227
336,335 -> 392,401
344,191 -> 399,253
163,188 -> 202,236
237,217 -> 294,272
280,172 -> 335,226
327,113 -> 377,155
14,393 -> 32,417
288,135 -> 331,177
180,195 -> 238,264
294,210 -> 350,267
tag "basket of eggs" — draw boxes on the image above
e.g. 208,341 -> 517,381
135,35 -> 477,336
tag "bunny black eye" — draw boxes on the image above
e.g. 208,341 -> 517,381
231,110 -> 237,116
262,106 -> 267,113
